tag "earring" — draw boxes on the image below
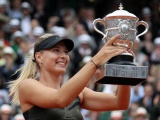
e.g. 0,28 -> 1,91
39,62 -> 42,66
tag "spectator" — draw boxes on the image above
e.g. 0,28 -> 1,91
29,26 -> 45,43
13,114 -> 24,120
33,26 -> 44,37
73,23 -> 98,51
51,26 -> 67,37
0,104 -> 13,120
30,19 -> 40,31
0,0 -> 8,16
130,84 -> 145,103
149,79 -> 160,120
102,84 -> 117,94
18,40 -> 33,67
0,41 -> 5,67
0,0 -> 10,30
10,30 -> 25,53
110,111 -> 123,120
77,34 -> 97,51
132,38 -> 148,66
140,7 -> 160,40
10,31 -> 26,67
0,29 -> 10,46
73,23 -> 88,48
0,46 -> 19,89
59,8 -> 76,23
155,65 -> 160,80
138,83 -> 154,113
79,7 -> 96,35
30,26 -> 44,43
70,34 -> 96,77
140,31 -> 153,58
59,8 -> 76,39
46,16 -> 59,33
20,2 -> 32,36
150,37 -> 160,64
30,0 -> 51,30
141,7 -> 152,30
8,19 -> 21,39
0,75 -> 10,106
146,64 -> 157,85
127,102 -> 140,120
63,16 -> 76,39
27,19 -> 40,40
8,0 -> 22,20
133,107 -> 148,120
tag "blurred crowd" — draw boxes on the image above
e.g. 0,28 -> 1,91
0,0 -> 160,120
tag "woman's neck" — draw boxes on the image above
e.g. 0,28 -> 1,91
39,72 -> 63,89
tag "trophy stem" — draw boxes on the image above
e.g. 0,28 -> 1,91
108,53 -> 135,65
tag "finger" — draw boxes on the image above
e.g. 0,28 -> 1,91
109,49 -> 127,58
127,49 -> 135,57
105,48 -> 127,57
105,34 -> 120,46
105,46 -> 127,51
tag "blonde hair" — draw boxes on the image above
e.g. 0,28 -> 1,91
9,33 -> 57,105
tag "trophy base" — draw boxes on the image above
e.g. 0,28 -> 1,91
94,54 -> 148,86
95,76 -> 146,86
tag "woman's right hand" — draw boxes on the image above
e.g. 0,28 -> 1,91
92,34 -> 128,67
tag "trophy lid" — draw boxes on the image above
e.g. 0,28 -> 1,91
106,3 -> 137,18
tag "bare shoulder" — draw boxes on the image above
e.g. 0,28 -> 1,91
19,79 -> 41,90
20,78 -> 39,85
19,79 -> 41,111
19,78 -> 43,98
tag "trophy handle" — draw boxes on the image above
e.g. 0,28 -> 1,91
136,21 -> 149,41
93,18 -> 107,39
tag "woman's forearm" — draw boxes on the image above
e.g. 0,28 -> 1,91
116,85 -> 131,109
57,61 -> 97,105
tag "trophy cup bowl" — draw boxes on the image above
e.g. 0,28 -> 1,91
93,3 -> 149,86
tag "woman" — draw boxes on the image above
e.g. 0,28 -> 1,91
9,33 -> 131,120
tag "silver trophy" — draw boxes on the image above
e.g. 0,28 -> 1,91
93,3 -> 149,85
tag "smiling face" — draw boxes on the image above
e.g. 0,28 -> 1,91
35,41 -> 70,76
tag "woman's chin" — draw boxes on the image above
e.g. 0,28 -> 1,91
56,68 -> 66,74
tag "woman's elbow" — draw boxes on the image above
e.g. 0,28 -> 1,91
55,97 -> 70,108
120,105 -> 129,110
118,102 -> 129,110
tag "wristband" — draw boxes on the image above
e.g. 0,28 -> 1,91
90,59 -> 100,68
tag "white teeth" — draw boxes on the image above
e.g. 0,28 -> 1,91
58,62 -> 65,65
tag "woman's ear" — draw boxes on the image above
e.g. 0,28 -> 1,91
35,52 -> 42,65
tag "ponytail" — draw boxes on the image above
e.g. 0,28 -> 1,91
9,55 -> 39,105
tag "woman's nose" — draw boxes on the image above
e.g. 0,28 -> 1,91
59,52 -> 67,57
